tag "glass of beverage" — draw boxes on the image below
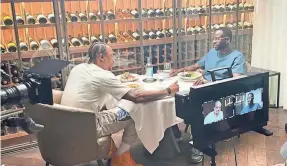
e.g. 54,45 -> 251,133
164,62 -> 171,72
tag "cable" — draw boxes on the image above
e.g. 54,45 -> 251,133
233,137 -> 238,166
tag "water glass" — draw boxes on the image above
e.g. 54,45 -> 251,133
164,63 -> 171,71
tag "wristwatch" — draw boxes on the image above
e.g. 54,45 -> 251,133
166,88 -> 171,95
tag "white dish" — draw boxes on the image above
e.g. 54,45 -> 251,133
118,73 -> 139,83
178,71 -> 203,82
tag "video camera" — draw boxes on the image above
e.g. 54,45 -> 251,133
1,59 -> 70,106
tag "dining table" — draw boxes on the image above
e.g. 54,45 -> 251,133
113,71 -> 200,159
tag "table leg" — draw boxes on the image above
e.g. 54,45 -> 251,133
276,73 -> 280,108
269,73 -> 281,108
144,127 -> 180,160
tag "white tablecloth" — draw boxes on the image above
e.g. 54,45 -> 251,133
118,74 -> 194,153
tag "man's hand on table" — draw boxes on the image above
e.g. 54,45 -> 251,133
167,81 -> 179,94
193,79 -> 209,86
170,69 -> 183,77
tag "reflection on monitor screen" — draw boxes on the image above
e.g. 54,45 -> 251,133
203,88 -> 263,125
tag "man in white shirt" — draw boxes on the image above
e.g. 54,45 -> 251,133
204,101 -> 224,125
61,42 -> 179,155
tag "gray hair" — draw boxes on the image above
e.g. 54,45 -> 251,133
88,42 -> 107,63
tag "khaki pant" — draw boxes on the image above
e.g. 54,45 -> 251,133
96,107 -> 137,145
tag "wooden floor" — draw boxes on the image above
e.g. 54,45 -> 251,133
1,108 -> 287,166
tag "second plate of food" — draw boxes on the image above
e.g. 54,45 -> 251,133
178,71 -> 203,82
119,72 -> 139,83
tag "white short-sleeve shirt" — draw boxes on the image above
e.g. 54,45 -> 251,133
60,63 -> 131,111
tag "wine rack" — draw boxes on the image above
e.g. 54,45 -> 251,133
1,0 -> 255,155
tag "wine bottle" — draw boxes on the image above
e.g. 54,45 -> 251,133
107,10 -> 115,20
71,37 -> 81,46
99,35 -> 108,43
128,30 -> 140,40
116,9 -> 124,19
26,14 -> 36,24
186,26 -> 194,35
12,76 -> 20,83
29,40 -> 39,50
193,6 -> 201,14
1,43 -> 6,53
7,42 -> 17,52
19,42 -> 28,51
142,31 -> 149,40
97,11 -> 107,20
155,29 -> 164,38
146,30 -> 156,39
48,13 -> 55,23
68,13 -> 78,22
177,28 -> 185,36
225,4 -> 231,11
212,5 -> 220,13
229,3 -> 237,11
108,33 -> 117,43
200,5 -> 207,13
239,3 -> 244,10
165,28 -> 172,37
50,38 -> 58,48
10,66 -> 19,76
155,8 -> 164,17
219,4 -> 225,12
118,31 -> 127,42
176,8 -> 185,16
142,8 -> 148,17
37,14 -> 48,24
196,25 -> 205,33
81,36 -> 90,45
243,3 -> 251,10
91,35 -> 99,43
122,9 -> 131,18
1,78 -> 9,85
40,39 -> 51,49
89,12 -> 97,20
3,16 -> 13,26
243,21 -> 252,29
168,28 -> 174,36
249,4 -> 254,10
16,15 -> 24,25
79,12 -> 88,21
213,24 -> 220,30
62,39 -> 71,47
147,8 -> 156,17
130,8 -> 139,18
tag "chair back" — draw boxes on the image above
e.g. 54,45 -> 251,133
26,101 -> 110,165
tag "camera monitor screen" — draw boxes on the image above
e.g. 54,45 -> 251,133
179,72 -> 269,150
203,88 -> 263,125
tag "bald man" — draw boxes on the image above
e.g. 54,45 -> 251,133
204,101 -> 224,125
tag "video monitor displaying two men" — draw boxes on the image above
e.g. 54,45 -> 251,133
203,88 -> 263,125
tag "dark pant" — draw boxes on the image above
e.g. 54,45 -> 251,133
172,124 -> 182,138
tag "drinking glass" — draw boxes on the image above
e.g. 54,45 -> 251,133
164,62 -> 171,71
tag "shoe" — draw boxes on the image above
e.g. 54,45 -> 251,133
172,125 -> 182,142
21,117 -> 44,134
7,116 -> 44,134
188,147 -> 203,164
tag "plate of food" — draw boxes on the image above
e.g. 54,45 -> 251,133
178,71 -> 203,82
119,72 -> 138,82
126,83 -> 143,90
